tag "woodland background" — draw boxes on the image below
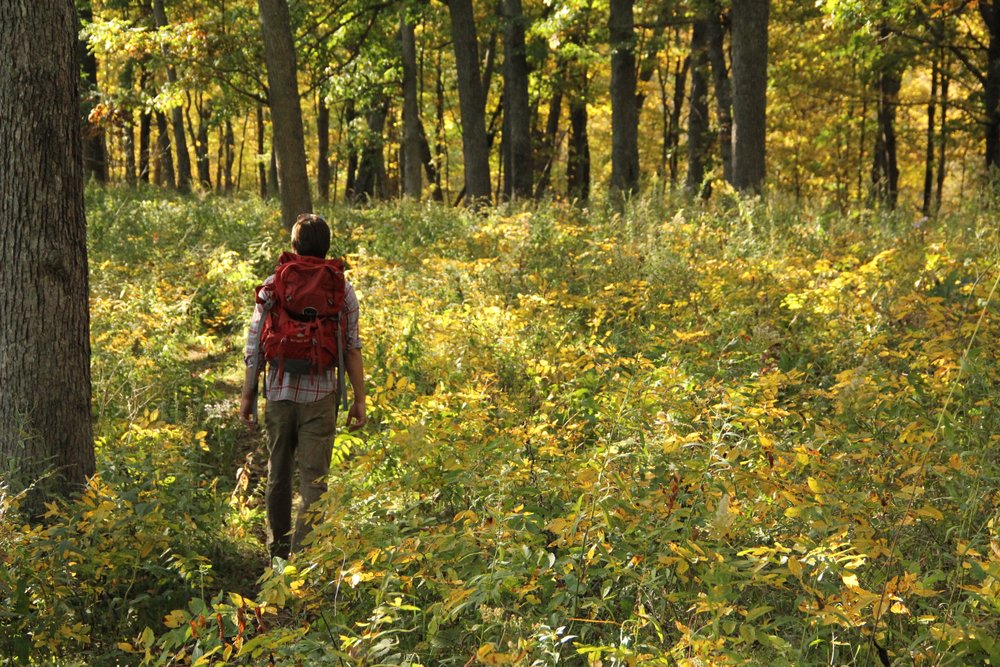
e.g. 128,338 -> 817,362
1,0 -> 999,666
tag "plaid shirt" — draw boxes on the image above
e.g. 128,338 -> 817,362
245,274 -> 361,403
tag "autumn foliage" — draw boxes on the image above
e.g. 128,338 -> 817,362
1,189 -> 999,665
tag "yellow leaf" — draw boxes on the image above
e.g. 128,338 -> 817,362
163,610 -> 187,629
787,557 -> 803,578
842,572 -> 860,589
807,477 -> 823,494
915,505 -> 944,521
117,642 -> 134,653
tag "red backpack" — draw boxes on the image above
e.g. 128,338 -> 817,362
256,252 -> 347,388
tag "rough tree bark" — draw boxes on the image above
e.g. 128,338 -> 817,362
503,0 -> 533,200
730,0 -> 769,193
609,0 -> 640,197
0,0 -> 95,513
448,0 -> 492,204
318,95 -> 331,201
685,18 -> 711,197
258,0 -> 313,228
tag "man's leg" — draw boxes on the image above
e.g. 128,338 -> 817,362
292,393 -> 336,552
264,399 -> 297,560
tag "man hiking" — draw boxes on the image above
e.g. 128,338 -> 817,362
239,213 -> 366,560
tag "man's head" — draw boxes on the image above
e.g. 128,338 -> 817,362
291,213 -> 331,258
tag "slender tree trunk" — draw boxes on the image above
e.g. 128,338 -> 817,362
730,0 -> 769,192
401,13 -> 423,199
225,118 -> 235,193
345,100 -> 359,200
155,111 -> 176,189
139,108 -> 152,183
871,42 -> 901,208
610,0 -> 640,197
981,2 -> 1000,172
448,0 -> 492,204
535,86 -> 562,199
937,51 -> 950,211
256,104 -> 267,198
353,102 -> 390,202
1,0 -> 95,513
78,2 -> 108,183
923,55 -> 938,215
194,96 -> 212,189
435,51 -> 449,199
669,55 -> 690,188
686,18 -> 711,197
503,0 -> 533,200
258,0 -> 313,228
317,94 -> 331,201
567,96 -> 590,202
152,0 -> 192,192
705,2 -> 734,184
417,120 -> 443,200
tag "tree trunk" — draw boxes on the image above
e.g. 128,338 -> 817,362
981,2 -> 1000,172
567,96 -> 590,202
155,110 -> 176,189
417,120 -> 444,201
937,50 -> 950,211
686,18 -> 711,197
258,0 -> 313,228
152,0 -> 192,193
535,86 -> 562,199
345,100 -> 359,200
705,2 -> 734,184
139,104 -> 152,183
194,96 -> 212,190
401,13 -> 423,199
871,38 -> 901,208
0,0 -> 95,514
352,103 -> 390,203
669,55 -> 690,188
317,95 -> 331,201
503,0 -> 533,200
78,2 -> 108,183
256,104 -> 268,198
730,0 -> 769,193
923,54 -> 938,215
448,0 -> 492,204
609,0 -> 640,197
224,118 -> 235,193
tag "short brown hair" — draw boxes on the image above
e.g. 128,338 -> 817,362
291,214 -> 330,258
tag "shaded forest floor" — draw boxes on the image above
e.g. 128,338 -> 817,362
2,187 -> 1000,666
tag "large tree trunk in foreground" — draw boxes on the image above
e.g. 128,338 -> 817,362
0,0 -> 95,514
258,0 -> 313,228
730,0 -> 769,193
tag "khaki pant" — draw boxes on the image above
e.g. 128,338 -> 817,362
264,393 -> 336,559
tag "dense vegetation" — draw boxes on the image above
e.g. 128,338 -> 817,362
1,189 -> 998,665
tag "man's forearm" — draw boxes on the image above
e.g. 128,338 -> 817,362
242,365 -> 260,399
345,348 -> 366,403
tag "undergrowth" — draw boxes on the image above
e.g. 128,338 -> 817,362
1,186 -> 998,666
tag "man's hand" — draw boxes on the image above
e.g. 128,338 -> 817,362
346,400 -> 367,432
239,392 -> 258,429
